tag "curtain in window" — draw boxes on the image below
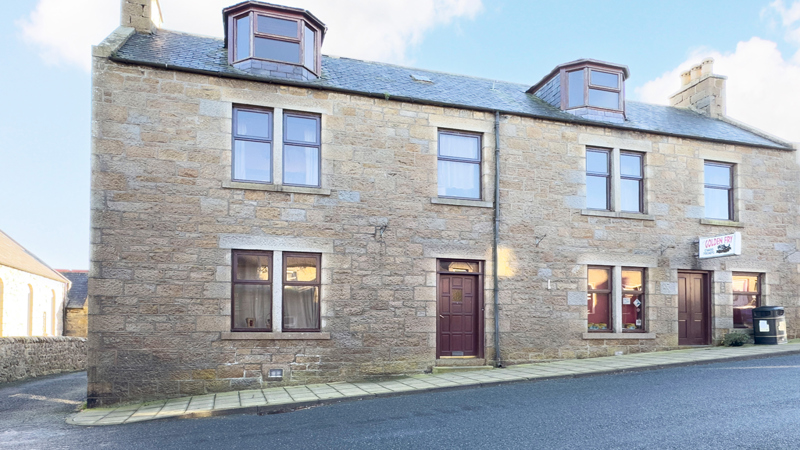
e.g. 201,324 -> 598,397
437,160 -> 479,198
283,286 -> 319,330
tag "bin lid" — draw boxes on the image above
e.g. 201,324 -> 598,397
753,306 -> 784,311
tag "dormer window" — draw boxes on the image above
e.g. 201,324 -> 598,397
529,59 -> 629,123
225,2 -> 326,81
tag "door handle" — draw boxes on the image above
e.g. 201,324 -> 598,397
439,315 -> 444,319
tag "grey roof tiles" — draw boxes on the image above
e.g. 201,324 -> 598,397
112,30 -> 791,150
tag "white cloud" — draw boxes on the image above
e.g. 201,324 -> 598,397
17,0 -> 119,72
17,0 -> 482,72
636,15 -> 800,143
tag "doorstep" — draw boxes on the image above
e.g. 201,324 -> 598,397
67,340 -> 800,426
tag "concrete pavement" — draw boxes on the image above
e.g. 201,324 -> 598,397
67,341 -> 800,426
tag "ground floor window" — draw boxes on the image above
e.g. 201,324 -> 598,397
231,250 -> 322,333
732,273 -> 761,329
587,267 -> 611,331
587,266 -> 646,332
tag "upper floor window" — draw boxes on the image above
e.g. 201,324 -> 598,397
528,59 -> 628,122
438,130 -> 481,200
232,106 -> 273,184
225,2 -> 325,77
704,161 -> 733,220
284,112 -> 321,187
586,148 -> 644,213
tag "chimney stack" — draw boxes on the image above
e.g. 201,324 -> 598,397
121,0 -> 163,33
669,58 -> 727,119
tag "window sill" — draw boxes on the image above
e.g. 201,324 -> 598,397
581,210 -> 655,221
221,332 -> 331,340
222,181 -> 331,196
431,197 -> 494,209
700,219 -> 744,228
582,332 -> 656,340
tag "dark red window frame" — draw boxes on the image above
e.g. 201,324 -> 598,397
231,249 -> 273,332
282,252 -> 322,332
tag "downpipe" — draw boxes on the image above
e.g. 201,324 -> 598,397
493,111 -> 502,368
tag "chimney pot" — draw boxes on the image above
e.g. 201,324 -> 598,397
680,70 -> 691,86
701,58 -> 714,77
690,64 -> 702,82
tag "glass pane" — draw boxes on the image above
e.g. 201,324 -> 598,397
704,187 -> 731,220
438,160 -> 480,199
439,261 -> 480,273
586,175 -> 608,210
586,150 -> 608,174
439,133 -> 480,160
620,179 -> 641,212
588,293 -> 609,330
285,256 -> 318,282
304,25 -> 315,70
588,268 -> 610,290
620,154 -> 641,177
588,89 -> 620,109
622,294 -> 643,330
236,110 -> 270,138
234,140 -> 271,182
733,294 -> 757,328
283,145 -> 319,186
233,285 -> 271,329
236,16 -> 250,60
285,116 -> 318,143
236,254 -> 271,281
622,270 -> 643,291
257,15 -> 297,38
704,164 -> 731,187
568,70 -> 584,107
283,286 -> 319,330
254,37 -> 300,64
733,275 -> 759,293
590,70 -> 619,88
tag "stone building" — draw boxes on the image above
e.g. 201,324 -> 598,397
59,270 -> 89,337
88,0 -> 798,406
0,230 -> 69,337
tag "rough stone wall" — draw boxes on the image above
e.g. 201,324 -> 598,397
0,337 -> 87,383
65,306 -> 88,337
89,56 -> 799,406
0,265 -> 67,337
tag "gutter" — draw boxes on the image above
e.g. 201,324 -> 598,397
107,55 -> 793,152
493,111 -> 502,368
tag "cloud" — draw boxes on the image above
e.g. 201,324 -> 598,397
17,0 -> 119,72
636,11 -> 800,143
17,0 -> 482,72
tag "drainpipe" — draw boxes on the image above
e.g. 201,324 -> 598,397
493,111 -> 502,367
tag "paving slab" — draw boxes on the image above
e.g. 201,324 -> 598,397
67,341 -> 800,426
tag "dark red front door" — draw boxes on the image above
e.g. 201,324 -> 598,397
678,272 -> 709,345
438,274 -> 479,357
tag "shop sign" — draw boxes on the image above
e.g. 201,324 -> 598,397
699,232 -> 742,259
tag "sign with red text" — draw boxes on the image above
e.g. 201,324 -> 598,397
699,232 -> 742,259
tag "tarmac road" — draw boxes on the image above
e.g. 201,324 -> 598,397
2,354 -> 800,449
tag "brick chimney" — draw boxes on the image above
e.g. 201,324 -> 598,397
121,0 -> 163,33
669,58 -> 726,119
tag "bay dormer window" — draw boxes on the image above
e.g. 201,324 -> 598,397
529,59 -> 629,123
224,2 -> 326,81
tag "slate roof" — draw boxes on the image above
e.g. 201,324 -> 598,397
58,271 -> 88,309
0,229 -> 69,284
113,30 -> 792,150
